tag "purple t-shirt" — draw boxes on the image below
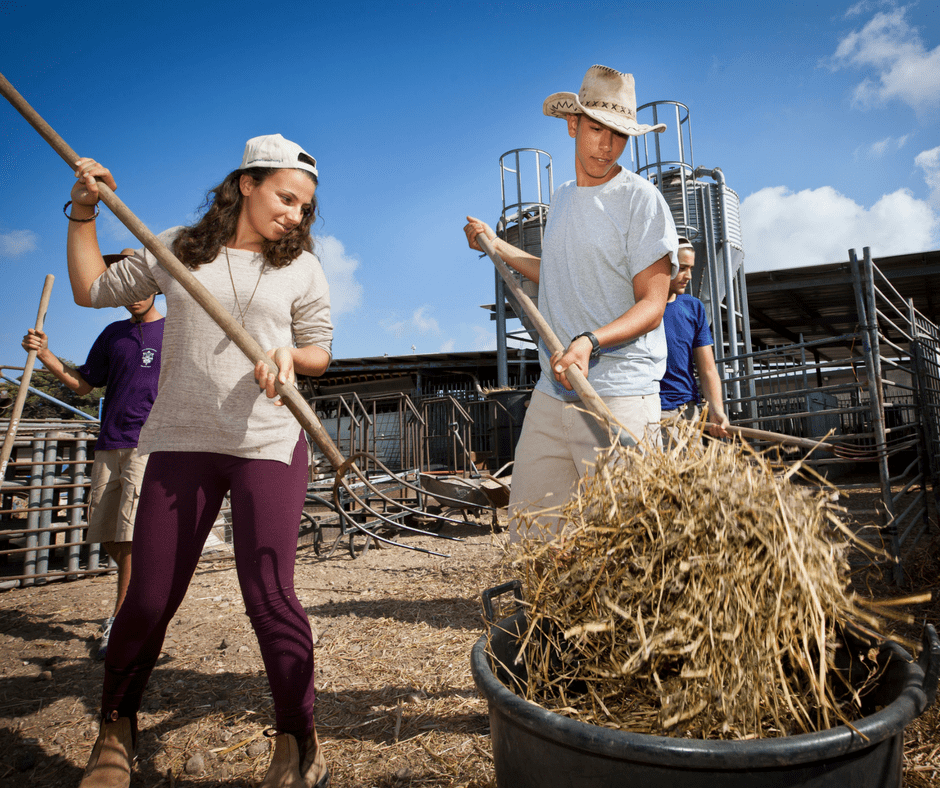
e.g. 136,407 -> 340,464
77,318 -> 164,450
660,295 -> 713,410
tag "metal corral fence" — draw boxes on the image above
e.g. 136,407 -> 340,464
305,383 -> 530,480
0,420 -> 108,589
308,391 -> 427,477
1,382 -> 526,587
721,248 -> 940,584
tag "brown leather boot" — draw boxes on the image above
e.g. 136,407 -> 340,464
298,727 -> 329,788
259,727 -> 329,788
79,714 -> 135,788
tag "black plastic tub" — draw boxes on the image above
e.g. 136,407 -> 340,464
471,584 -> 940,788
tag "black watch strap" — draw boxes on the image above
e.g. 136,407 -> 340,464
572,331 -> 601,359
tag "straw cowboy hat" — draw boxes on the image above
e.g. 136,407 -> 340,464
543,65 -> 666,137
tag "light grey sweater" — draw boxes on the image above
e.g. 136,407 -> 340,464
90,228 -> 332,464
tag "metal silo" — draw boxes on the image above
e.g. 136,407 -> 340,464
634,101 -> 753,412
491,148 -> 553,386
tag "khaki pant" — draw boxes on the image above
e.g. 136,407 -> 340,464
507,389 -> 661,541
86,448 -> 148,544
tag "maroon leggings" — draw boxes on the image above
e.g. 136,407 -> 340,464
101,437 -> 315,735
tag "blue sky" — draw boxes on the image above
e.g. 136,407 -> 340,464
1,0 -> 938,369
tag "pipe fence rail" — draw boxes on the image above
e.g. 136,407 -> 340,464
0,421 -> 110,589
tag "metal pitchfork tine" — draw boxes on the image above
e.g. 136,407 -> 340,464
0,71 -> 477,557
725,425 -> 883,461
330,451 -> 494,556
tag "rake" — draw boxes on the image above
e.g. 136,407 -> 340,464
0,72 -> 490,558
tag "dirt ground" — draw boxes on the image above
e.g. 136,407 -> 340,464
0,487 -> 938,788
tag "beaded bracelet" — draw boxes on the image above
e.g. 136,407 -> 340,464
63,200 -> 100,223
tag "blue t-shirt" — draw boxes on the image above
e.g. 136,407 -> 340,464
660,295 -> 712,410
77,318 -> 164,450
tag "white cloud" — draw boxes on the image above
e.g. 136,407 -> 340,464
915,146 -> 940,207
412,305 -> 439,333
844,2 -> 875,18
473,325 -> 497,351
438,338 -> 455,353
0,229 -> 39,258
740,184 -> 939,271
854,134 -> 910,158
315,235 -> 363,318
384,305 -> 440,340
831,6 -> 940,114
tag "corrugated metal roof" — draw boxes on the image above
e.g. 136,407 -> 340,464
305,347 -> 539,392
744,248 -> 940,360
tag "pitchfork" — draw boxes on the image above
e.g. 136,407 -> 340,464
0,73 -> 489,558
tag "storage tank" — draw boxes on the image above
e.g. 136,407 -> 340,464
634,100 -> 752,408
495,149 -> 553,345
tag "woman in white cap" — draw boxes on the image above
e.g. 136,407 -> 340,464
65,134 -> 331,788
464,65 -> 679,539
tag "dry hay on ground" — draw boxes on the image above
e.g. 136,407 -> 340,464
505,419 -> 928,740
0,521 -> 504,787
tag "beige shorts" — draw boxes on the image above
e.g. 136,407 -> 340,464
85,448 -> 148,545
507,389 -> 661,540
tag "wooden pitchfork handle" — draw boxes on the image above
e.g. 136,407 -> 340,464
475,234 -> 623,435
0,72 -> 345,470
0,275 -> 54,480
726,425 -> 843,454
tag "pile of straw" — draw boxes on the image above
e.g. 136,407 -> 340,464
505,419 -> 901,739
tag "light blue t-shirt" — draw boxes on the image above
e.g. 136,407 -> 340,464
534,168 -> 679,401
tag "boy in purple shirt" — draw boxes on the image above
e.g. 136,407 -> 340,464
21,250 -> 163,659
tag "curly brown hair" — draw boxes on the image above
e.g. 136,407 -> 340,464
172,166 -> 319,270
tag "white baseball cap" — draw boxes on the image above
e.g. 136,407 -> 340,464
240,134 -> 318,178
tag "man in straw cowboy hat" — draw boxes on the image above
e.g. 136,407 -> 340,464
464,65 -> 679,537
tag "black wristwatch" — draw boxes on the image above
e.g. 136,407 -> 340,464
571,331 -> 601,359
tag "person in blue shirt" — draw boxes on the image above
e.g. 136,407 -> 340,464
660,238 -> 730,441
